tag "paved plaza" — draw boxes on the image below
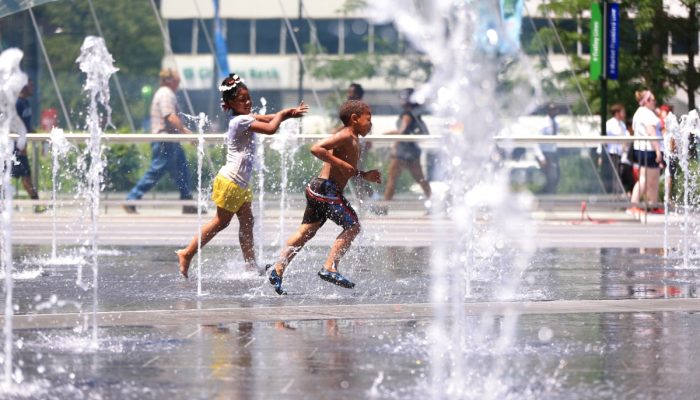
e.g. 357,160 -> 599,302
2,203 -> 699,399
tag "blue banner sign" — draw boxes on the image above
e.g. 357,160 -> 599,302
606,3 -> 619,80
213,0 -> 230,78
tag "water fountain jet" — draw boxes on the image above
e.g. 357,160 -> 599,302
75,36 -> 118,347
369,1 -> 537,396
0,47 -> 27,388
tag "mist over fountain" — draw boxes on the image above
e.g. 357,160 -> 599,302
368,1 -> 538,397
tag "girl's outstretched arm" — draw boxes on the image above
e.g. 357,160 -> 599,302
254,114 -> 275,123
249,101 -> 309,135
254,101 -> 309,123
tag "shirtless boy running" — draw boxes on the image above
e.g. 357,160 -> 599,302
267,100 -> 381,295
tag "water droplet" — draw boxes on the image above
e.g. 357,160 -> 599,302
538,327 -> 553,342
486,29 -> 499,46
340,381 -> 349,389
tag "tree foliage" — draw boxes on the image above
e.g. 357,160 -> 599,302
532,0 -> 699,115
306,0 -> 430,115
34,0 -> 163,131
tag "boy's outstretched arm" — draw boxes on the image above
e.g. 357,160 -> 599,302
250,101 -> 309,135
310,132 -> 356,176
358,169 -> 382,184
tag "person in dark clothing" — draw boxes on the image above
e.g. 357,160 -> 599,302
14,80 -> 44,212
383,88 -> 431,201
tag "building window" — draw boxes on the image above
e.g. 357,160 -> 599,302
256,19 -> 282,54
580,20 -> 590,55
521,17 -> 550,56
671,28 -> 698,55
227,19 -> 251,54
619,19 -> 637,52
196,19 -> 214,54
551,19 -> 576,54
285,19 -> 310,54
169,19 -> 193,54
344,19 -> 368,53
373,23 -> 399,53
315,19 -> 340,54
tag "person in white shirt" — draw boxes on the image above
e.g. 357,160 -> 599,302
628,89 -> 663,214
125,68 -> 195,214
601,103 -> 628,193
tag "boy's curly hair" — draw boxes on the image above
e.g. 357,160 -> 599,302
219,73 -> 248,113
339,100 -> 369,126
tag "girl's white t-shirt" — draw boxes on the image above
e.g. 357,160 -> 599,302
632,107 -> 660,152
217,114 -> 256,188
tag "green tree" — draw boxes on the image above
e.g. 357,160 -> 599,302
305,0 -> 431,115
533,0 -> 699,115
34,0 -> 162,131
649,0 -> 700,110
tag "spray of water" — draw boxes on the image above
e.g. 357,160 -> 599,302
270,119 -> 301,245
369,1 -> 538,397
0,47 -> 28,389
76,36 -> 118,347
49,128 -> 74,261
665,111 -> 700,268
196,113 -> 207,295
256,98 -> 268,263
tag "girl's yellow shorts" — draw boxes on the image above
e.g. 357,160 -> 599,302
211,175 -> 253,213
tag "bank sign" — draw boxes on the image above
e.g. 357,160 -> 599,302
169,56 -> 291,90
590,2 -> 619,81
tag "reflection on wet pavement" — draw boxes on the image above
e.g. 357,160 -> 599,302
7,313 -> 700,399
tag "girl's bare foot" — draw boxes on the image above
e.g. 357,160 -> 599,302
176,249 -> 192,279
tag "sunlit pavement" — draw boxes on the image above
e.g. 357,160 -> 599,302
10,200 -> 686,248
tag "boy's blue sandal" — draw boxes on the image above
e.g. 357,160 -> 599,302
318,269 -> 355,289
268,267 -> 287,295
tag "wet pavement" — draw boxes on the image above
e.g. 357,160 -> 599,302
7,245 -> 699,314
7,311 -> 700,399
1,244 -> 699,398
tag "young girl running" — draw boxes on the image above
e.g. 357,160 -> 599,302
177,73 -> 308,278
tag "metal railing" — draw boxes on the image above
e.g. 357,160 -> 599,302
8,133 -> 669,222
11,132 -> 664,144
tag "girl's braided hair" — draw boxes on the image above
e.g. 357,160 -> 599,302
219,73 -> 247,113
